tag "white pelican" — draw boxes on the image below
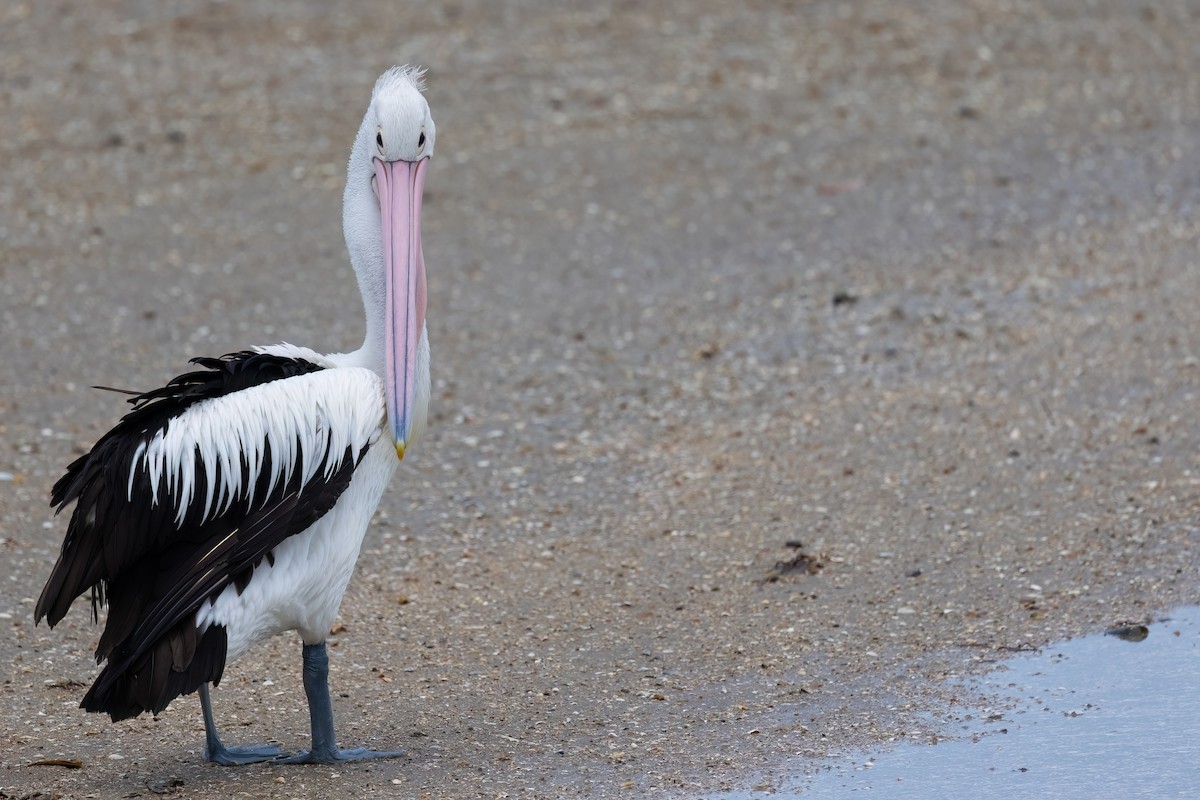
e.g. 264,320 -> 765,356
34,66 -> 434,765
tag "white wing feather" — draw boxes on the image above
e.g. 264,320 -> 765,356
132,368 -> 386,527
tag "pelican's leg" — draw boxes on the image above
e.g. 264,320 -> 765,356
199,682 -> 286,765
276,642 -> 404,764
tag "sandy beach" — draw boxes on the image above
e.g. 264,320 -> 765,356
1,1 -> 1197,796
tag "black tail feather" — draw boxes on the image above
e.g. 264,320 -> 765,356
82,623 -> 228,722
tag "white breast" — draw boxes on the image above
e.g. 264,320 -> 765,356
195,427 -> 398,658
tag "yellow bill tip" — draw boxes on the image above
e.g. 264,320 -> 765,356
394,440 -> 407,460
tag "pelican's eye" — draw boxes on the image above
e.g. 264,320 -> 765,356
376,128 -> 385,154
417,129 -> 426,151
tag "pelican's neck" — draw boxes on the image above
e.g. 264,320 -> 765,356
356,288 -> 388,376
343,116 -> 387,375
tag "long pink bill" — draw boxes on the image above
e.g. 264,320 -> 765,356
374,157 -> 428,459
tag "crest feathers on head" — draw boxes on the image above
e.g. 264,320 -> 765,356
374,65 -> 427,98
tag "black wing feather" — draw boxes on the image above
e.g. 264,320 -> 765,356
39,351 -> 327,625
34,352 -> 367,721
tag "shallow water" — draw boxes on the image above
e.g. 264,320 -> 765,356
723,607 -> 1199,798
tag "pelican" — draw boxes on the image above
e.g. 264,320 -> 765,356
34,66 -> 434,765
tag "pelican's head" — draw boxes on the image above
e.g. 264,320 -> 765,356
346,66 -> 435,460
371,66 -> 436,163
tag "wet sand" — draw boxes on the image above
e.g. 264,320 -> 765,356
1,1 -> 1198,796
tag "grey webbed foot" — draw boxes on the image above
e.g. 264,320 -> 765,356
198,682 -> 287,766
275,745 -> 404,764
205,741 -> 288,766
282,642 -> 404,765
